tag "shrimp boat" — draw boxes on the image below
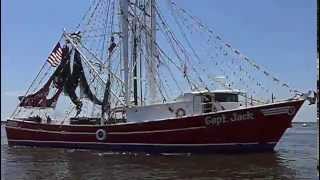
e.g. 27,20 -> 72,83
5,0 -> 315,153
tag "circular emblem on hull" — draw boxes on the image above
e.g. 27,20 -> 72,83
288,106 -> 296,116
96,129 -> 107,141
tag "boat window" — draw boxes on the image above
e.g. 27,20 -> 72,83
201,95 -> 213,113
214,93 -> 238,102
201,95 -> 212,103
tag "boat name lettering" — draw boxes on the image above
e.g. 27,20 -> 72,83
204,112 -> 254,126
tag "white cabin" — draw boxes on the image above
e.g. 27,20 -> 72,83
127,90 -> 242,122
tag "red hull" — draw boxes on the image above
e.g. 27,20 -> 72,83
5,100 -> 304,153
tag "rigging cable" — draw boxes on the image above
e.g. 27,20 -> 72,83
155,5 -> 207,90
170,1 -> 301,95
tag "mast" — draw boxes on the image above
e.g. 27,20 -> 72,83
317,2 -> 319,170
120,0 -> 129,107
317,52 -> 319,170
132,0 -> 138,106
146,0 -> 159,104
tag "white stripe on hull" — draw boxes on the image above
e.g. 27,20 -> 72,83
6,125 -> 207,135
260,106 -> 296,116
6,126 -> 96,135
7,139 -> 278,147
109,126 -> 206,135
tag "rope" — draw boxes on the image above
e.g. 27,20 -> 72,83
11,35 -> 64,118
156,7 -> 206,89
170,1 -> 301,95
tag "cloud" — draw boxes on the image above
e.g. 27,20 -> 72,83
3,90 -> 25,97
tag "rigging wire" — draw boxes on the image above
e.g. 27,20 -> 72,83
155,5 -> 207,90
170,10 -> 268,101
170,1 -> 301,95
15,0 -> 305,121
12,35 -> 65,118
76,0 -> 98,30
128,3 -> 205,99
139,37 -> 168,102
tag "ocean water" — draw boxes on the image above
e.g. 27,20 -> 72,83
1,122 -> 318,180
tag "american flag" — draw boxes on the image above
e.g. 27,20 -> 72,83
47,42 -> 63,67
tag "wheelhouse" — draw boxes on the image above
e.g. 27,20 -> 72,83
127,90 -> 242,122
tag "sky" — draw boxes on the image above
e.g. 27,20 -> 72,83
1,0 -> 317,121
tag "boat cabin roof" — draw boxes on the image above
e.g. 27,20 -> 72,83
175,89 -> 242,102
187,89 -> 242,95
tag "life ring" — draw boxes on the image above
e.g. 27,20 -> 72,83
96,129 -> 107,141
175,108 -> 186,117
287,106 -> 296,116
